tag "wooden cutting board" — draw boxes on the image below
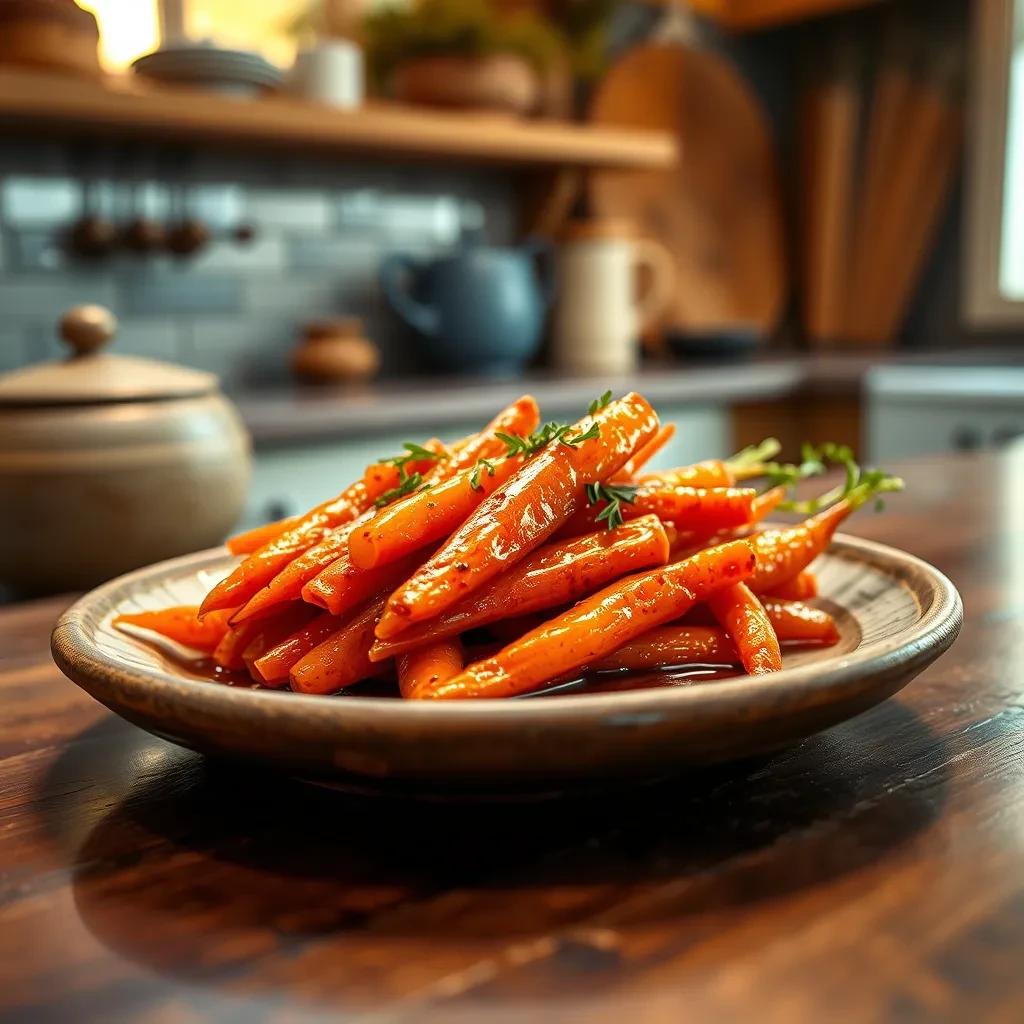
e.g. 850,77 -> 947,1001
589,40 -> 787,335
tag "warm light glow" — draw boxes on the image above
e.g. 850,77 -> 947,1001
186,0 -> 301,66
79,0 -> 160,71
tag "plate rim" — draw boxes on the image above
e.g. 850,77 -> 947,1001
51,532 -> 963,729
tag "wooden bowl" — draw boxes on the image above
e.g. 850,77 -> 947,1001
51,533 -> 961,796
392,54 -> 539,115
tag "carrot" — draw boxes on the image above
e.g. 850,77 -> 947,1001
595,626 -> 738,670
415,538 -> 755,700
561,484 -> 757,539
199,444 -> 445,618
614,423 -> 676,480
346,397 -> 540,572
289,595 -> 388,695
637,438 -> 783,489
226,517 -> 301,555
302,544 -> 436,619
348,453 -> 524,572
114,605 -> 233,653
251,610 -> 347,688
397,638 -> 464,700
765,570 -> 818,601
370,516 -> 670,661
376,392 -> 660,640
434,395 -> 540,479
241,603 -> 321,676
213,602 -> 314,671
638,460 -> 735,489
592,602 -> 838,672
707,582 -> 782,675
760,599 -> 838,645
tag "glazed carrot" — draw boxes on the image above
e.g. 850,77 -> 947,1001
226,517 -> 301,555
346,397 -> 540,572
436,395 -> 540,478
200,444 -> 445,617
637,438 -> 783,489
397,638 -> 464,699
240,603 -> 321,676
638,460 -> 735,489
290,595 -> 388,695
707,582 -> 782,675
761,599 -> 838,645
213,602 -> 314,671
376,392 -> 660,640
595,626 -> 737,670
348,453 -> 524,572
230,511 -> 373,623
251,610 -> 347,687
561,484 -> 758,539
370,516 -> 670,661
114,606 -> 233,653
614,423 -> 676,480
592,603 -> 838,672
302,545 -> 436,619
415,538 -> 755,700
765,570 -> 818,601
746,501 -> 850,594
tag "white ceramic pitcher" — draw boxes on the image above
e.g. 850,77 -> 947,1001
552,220 -> 674,374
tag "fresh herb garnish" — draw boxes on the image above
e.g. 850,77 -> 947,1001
589,390 -> 613,415
469,458 -> 498,491
375,471 -> 424,508
585,481 -> 638,531
498,417 -> 602,460
381,441 -> 447,477
564,422 -> 600,446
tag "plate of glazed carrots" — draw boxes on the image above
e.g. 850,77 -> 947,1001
52,392 -> 962,791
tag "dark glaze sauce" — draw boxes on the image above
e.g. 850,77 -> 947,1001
159,649 -> 740,698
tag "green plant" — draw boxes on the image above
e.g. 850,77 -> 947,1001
363,0 -> 564,88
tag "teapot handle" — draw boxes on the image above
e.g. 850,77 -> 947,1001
380,254 -> 440,338
522,236 -> 557,307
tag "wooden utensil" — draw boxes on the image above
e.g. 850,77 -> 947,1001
588,2 -> 787,337
798,23 -> 864,347
853,25 -> 963,345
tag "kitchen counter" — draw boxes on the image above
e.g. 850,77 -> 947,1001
237,349 -> 1022,447
2,447 -> 1023,1022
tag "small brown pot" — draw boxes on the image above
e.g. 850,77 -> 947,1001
392,53 -> 539,115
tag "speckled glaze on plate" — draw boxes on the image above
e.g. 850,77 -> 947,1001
51,534 -> 961,793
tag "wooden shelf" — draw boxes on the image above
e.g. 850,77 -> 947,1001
0,69 -> 677,171
644,0 -> 884,30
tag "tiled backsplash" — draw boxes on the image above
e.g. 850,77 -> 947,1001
0,142 -> 516,390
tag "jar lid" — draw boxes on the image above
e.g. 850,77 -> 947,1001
0,305 -> 218,407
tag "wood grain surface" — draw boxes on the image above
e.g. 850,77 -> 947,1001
2,448 -> 1023,1023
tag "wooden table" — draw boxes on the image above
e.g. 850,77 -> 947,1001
2,449 -> 1022,1023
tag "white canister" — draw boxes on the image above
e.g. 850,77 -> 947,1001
287,39 -> 364,109
552,220 -> 674,374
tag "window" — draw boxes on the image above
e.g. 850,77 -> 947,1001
965,0 -> 1024,324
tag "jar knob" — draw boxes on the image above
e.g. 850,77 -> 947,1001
60,305 -> 118,356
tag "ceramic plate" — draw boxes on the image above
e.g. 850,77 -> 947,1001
52,534 -> 961,793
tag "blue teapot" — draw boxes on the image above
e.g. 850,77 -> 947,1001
380,238 -> 555,375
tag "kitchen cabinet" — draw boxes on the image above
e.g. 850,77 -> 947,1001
867,365 -> 1024,461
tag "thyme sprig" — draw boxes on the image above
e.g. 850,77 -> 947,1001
375,471 -> 425,508
374,442 -> 447,508
585,481 -> 638,531
469,458 -> 498,492
778,443 -> 903,515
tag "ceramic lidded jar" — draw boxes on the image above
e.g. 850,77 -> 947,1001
0,305 -> 252,593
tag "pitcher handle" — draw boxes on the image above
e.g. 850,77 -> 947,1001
380,254 -> 440,338
632,238 -> 675,330
522,236 -> 557,307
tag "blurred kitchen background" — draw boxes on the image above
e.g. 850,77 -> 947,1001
1,0 -> 1022,594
